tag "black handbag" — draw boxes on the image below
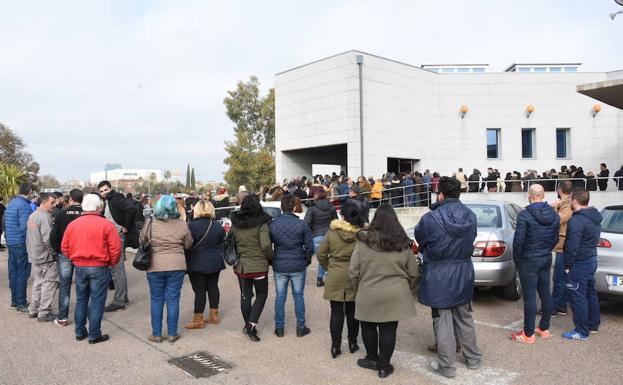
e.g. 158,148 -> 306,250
133,219 -> 153,271
222,231 -> 239,266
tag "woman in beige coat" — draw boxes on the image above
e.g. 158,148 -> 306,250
350,204 -> 418,379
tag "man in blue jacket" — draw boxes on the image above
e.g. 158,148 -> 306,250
562,189 -> 602,340
5,183 -> 34,312
269,195 -> 313,338
414,177 -> 481,379
511,184 -> 560,344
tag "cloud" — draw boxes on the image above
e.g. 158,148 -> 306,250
0,0 -> 621,181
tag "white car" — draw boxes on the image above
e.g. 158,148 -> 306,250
219,200 -> 308,232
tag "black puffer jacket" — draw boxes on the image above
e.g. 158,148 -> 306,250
513,202 -> 560,261
106,190 -> 137,230
304,199 -> 338,237
186,218 -> 226,274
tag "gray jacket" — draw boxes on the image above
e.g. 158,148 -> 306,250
26,208 -> 55,264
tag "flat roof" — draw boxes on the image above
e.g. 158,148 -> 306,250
505,63 -> 582,72
577,75 -> 623,110
421,64 -> 489,67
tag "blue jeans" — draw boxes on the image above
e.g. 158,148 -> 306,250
74,266 -> 110,340
8,244 -> 31,307
147,271 -> 185,337
552,252 -> 568,311
517,256 -> 553,336
274,270 -> 307,329
567,258 -> 600,337
58,254 -> 74,320
313,236 -> 326,279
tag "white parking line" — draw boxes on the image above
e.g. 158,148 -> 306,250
392,350 -> 521,385
473,319 -> 524,331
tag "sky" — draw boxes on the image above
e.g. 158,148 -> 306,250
1,0 -> 622,182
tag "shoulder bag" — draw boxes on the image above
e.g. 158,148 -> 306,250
185,220 -> 213,258
132,219 -> 153,271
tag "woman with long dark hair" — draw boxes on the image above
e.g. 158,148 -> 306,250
230,194 -> 274,342
350,204 -> 418,378
317,200 -> 367,359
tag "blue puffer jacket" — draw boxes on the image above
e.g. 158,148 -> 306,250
186,218 -> 226,274
414,198 -> 477,308
512,202 -> 560,261
564,207 -> 602,269
269,213 -> 313,273
4,196 -> 32,246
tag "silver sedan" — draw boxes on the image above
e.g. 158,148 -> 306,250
596,204 -> 623,300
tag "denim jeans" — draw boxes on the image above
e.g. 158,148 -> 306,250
552,252 -> 568,311
147,270 -> 185,337
58,254 -> 74,320
74,266 -> 110,341
313,236 -> 326,279
274,269 -> 307,329
517,256 -> 553,336
567,258 -> 600,337
8,244 -> 31,307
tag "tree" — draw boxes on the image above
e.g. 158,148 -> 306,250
164,170 -> 172,193
0,162 -> 27,200
191,168 -> 196,190
39,174 -> 60,189
223,76 -> 275,190
185,164 -> 191,190
0,123 -> 39,184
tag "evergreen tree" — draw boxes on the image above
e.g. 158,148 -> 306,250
191,168 -> 196,190
185,164 -> 191,190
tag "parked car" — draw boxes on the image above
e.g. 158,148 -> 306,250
596,204 -> 623,300
406,200 -> 523,300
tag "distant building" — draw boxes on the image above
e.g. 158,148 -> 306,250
90,168 -> 163,184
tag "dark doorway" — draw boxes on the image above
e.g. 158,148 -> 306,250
281,144 -> 348,178
387,157 -> 419,174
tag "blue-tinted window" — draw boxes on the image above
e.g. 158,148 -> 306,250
517,67 -> 531,72
557,128 -> 569,158
550,66 -> 562,72
487,129 -> 500,159
472,67 -> 486,72
534,67 -> 546,72
457,67 -> 470,73
441,67 -> 455,73
564,67 -> 577,72
522,128 -> 535,158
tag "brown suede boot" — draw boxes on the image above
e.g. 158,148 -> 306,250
206,309 -> 220,324
184,313 -> 205,329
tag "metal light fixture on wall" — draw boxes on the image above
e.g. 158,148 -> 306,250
592,104 -> 602,118
526,104 -> 535,118
460,105 -> 469,119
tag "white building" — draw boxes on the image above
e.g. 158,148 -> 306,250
90,168 -> 163,184
275,50 -> 623,181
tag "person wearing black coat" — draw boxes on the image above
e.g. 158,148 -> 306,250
614,166 -> 623,191
414,177 -> 481,379
467,170 -> 480,193
269,195 -> 313,337
184,200 -> 226,329
597,163 -> 609,191
304,191 -> 338,287
510,184 -> 560,344
98,180 -> 137,312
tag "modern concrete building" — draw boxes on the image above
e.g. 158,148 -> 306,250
275,50 -> 623,181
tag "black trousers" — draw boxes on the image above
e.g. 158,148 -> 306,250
361,321 -> 398,370
330,300 -> 359,345
188,271 -> 221,313
238,276 -> 268,324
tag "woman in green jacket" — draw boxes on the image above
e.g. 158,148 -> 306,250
350,204 -> 418,379
230,195 -> 274,342
317,200 -> 367,359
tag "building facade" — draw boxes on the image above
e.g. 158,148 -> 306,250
89,168 -> 163,184
275,50 -> 623,181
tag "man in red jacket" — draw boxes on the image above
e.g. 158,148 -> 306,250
62,193 -> 121,344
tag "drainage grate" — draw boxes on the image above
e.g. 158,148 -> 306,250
169,351 -> 232,378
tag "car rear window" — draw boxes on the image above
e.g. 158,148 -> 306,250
601,208 -> 623,234
466,204 -> 502,228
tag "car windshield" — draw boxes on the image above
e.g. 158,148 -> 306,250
601,207 -> 623,234
466,204 -> 502,228
263,207 -> 282,218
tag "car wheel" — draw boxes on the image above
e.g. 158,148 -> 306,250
503,271 -> 521,301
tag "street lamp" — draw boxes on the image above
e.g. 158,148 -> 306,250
611,0 -> 623,19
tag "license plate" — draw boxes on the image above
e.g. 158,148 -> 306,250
611,275 -> 623,286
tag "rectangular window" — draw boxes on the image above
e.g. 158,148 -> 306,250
534,67 -> 546,72
564,66 -> 577,72
441,67 -> 455,73
556,128 -> 570,158
517,67 -> 531,72
472,67 -> 486,73
522,128 -> 535,158
487,128 -> 500,159
457,67 -> 470,73
550,66 -> 562,72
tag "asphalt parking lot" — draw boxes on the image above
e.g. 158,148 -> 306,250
1,249 -> 622,385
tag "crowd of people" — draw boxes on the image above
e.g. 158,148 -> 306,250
0,168 -> 609,380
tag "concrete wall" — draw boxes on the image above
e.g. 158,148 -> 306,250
275,50 -> 623,182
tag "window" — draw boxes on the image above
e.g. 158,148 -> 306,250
472,67 -> 486,73
441,67 -> 455,73
564,66 -> 577,72
556,128 -> 570,158
429,68 -> 440,73
457,67 -> 470,73
534,67 -> 546,72
517,67 -> 531,72
487,128 -> 500,159
466,204 -> 502,228
550,66 -> 562,72
522,128 -> 535,158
